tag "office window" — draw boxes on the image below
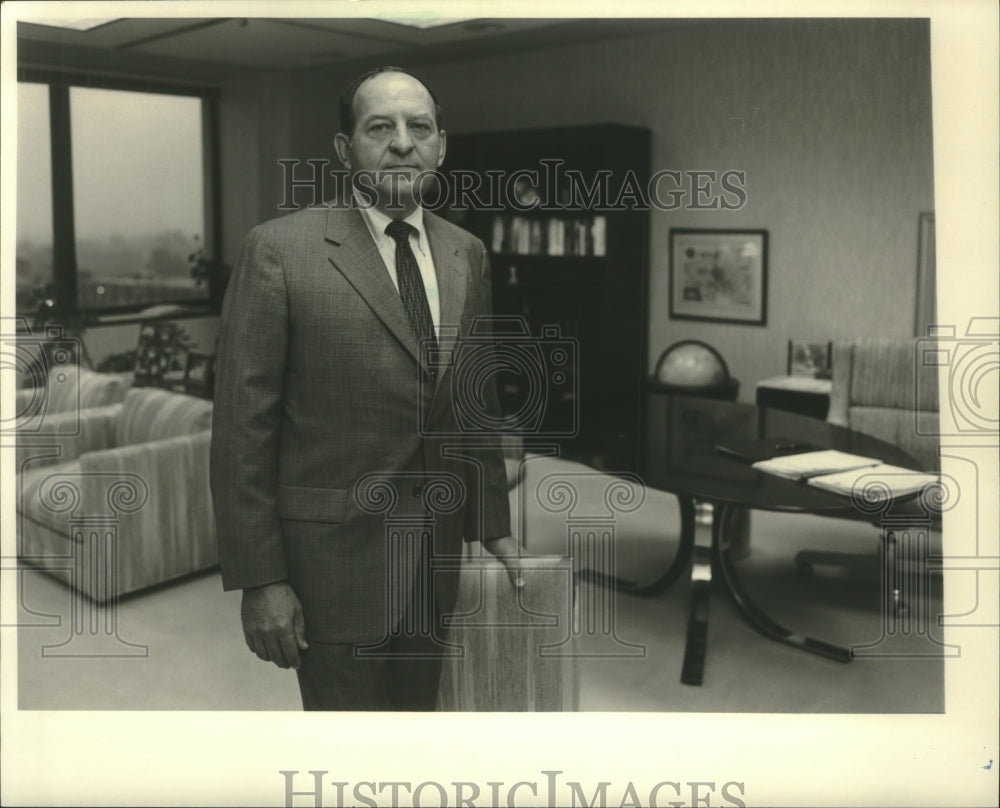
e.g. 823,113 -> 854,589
16,78 -> 217,317
16,83 -> 54,315
71,87 -> 206,310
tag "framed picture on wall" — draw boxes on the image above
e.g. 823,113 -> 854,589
915,211 -> 936,337
669,228 -> 768,325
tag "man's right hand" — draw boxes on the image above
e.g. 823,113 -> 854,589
241,581 -> 309,670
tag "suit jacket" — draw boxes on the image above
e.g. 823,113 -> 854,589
210,204 -> 511,643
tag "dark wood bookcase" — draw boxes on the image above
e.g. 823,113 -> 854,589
443,124 -> 651,474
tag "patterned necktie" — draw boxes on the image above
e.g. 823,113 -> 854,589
385,219 -> 437,350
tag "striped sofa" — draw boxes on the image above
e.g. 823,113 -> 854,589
17,387 -> 217,601
15,365 -> 129,431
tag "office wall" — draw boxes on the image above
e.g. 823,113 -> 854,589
284,18 -> 934,399
219,70 -> 294,261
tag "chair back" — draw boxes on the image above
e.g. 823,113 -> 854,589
437,551 -> 576,711
828,338 -> 940,471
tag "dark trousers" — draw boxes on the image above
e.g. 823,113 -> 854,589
296,525 -> 460,710
296,627 -> 447,711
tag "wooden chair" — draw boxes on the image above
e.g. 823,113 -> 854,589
437,547 -> 577,711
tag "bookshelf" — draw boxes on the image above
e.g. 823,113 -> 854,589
444,124 -> 651,473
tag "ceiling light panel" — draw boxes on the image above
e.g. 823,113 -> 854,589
131,18 -> 401,69
17,18 -> 211,48
24,17 -> 119,32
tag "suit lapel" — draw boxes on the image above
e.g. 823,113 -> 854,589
425,212 -> 468,388
324,206 -> 422,364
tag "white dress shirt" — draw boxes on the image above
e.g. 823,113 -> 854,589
356,198 -> 441,332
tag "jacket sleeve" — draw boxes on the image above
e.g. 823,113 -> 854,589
210,225 -> 290,590
463,241 -> 513,543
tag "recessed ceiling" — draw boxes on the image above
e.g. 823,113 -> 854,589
16,16 -> 583,72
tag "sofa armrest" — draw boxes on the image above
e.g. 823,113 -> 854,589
15,387 -> 39,414
16,404 -> 122,474
76,431 -> 217,592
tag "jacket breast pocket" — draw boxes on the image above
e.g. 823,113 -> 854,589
277,485 -> 348,523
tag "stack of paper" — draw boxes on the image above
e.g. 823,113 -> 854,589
805,464 -> 939,499
751,449 -> 881,481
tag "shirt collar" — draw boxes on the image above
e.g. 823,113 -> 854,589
354,191 -> 428,256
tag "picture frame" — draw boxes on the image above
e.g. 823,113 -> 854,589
915,211 -> 936,337
669,228 -> 768,325
787,340 -> 833,378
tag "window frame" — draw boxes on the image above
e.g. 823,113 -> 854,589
16,69 -> 223,322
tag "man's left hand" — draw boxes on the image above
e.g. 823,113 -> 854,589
483,535 -> 528,589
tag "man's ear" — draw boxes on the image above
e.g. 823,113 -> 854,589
334,133 -> 352,169
436,130 -> 447,168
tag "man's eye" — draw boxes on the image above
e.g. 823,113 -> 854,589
369,123 -> 391,135
410,123 -> 432,136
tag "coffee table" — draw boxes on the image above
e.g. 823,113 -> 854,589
630,394 -> 924,685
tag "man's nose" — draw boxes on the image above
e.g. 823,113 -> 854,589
389,124 -> 414,153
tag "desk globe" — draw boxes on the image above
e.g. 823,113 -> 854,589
651,340 -> 740,401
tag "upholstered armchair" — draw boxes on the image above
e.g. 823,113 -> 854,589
826,338 -> 940,471
797,337 -> 942,615
17,387 -> 217,602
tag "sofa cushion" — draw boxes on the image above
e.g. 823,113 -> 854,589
115,387 -> 213,447
37,366 -> 128,415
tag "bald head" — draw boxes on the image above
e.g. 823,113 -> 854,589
339,66 -> 443,136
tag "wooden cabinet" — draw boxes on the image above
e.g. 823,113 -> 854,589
444,125 -> 651,473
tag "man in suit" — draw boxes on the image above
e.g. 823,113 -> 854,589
210,67 -> 522,710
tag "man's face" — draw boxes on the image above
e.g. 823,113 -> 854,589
334,71 -> 446,215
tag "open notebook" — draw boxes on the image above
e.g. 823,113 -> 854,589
805,464 -> 939,499
752,450 -> 938,499
751,449 -> 881,480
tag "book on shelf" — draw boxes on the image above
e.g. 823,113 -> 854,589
529,220 -> 543,254
591,215 -> 607,256
573,219 -> 588,255
491,217 -> 504,253
805,464 -> 939,499
489,213 -> 607,257
513,216 -> 531,254
547,218 -> 565,255
751,449 -> 881,481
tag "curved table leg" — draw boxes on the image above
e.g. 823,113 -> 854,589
680,500 -> 715,685
714,504 -> 852,663
582,496 -> 696,597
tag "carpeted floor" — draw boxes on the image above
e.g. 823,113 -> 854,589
15,455 -> 946,712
